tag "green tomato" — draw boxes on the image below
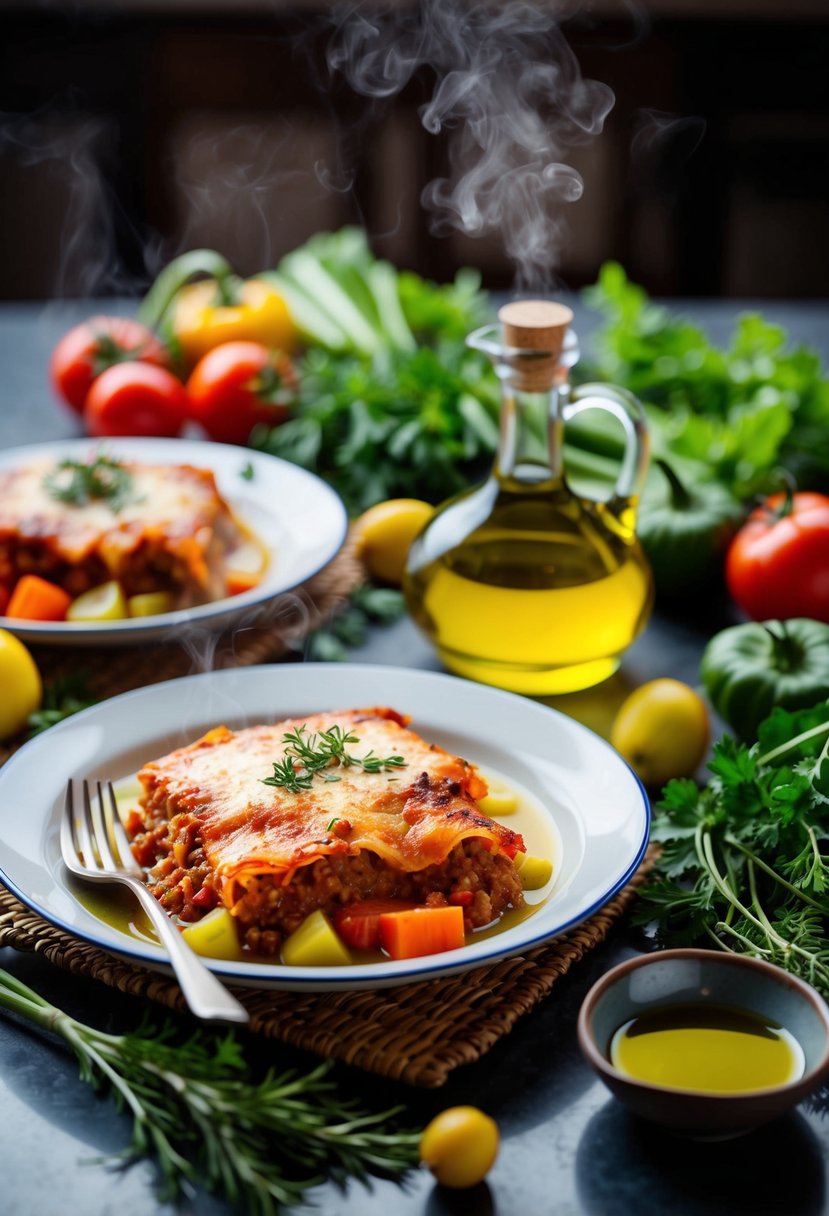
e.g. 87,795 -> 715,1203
637,460 -> 745,598
700,618 -> 829,740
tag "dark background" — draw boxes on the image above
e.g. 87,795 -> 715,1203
2,0 -> 828,302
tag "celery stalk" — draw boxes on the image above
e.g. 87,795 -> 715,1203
278,249 -> 382,356
262,270 -> 350,351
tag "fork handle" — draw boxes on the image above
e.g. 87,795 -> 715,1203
124,878 -> 249,1024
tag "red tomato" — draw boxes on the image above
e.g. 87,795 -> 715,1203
725,491 -> 829,622
333,899 -> 420,952
186,341 -> 297,446
84,363 -> 189,438
50,316 -> 171,415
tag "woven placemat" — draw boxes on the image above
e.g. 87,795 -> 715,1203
0,539 -> 363,766
0,848 -> 656,1088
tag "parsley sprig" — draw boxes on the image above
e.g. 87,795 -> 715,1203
263,724 -> 406,794
0,968 -> 419,1211
306,584 -> 406,663
27,672 -> 98,737
636,700 -> 829,993
43,453 -> 134,511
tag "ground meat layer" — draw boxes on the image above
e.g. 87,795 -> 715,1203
129,809 -> 524,956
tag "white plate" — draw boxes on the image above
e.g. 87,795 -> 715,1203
0,664 -> 650,991
0,437 -> 348,646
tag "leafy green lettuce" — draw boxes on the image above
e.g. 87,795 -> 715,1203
578,262 -> 829,497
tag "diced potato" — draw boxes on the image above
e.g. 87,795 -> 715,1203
516,855 -> 553,891
225,540 -> 267,596
67,580 -> 128,622
281,909 -> 352,967
227,542 -> 262,573
226,540 -> 266,577
113,776 -> 143,803
128,591 -> 174,617
478,775 -> 519,817
181,907 -> 240,960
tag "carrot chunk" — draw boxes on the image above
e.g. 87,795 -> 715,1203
225,569 -> 260,597
378,905 -> 466,960
334,898 -> 419,951
6,575 -> 72,621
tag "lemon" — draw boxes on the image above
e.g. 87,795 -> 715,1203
67,581 -> 128,622
419,1106 -> 499,1189
610,677 -> 710,789
0,629 -> 42,741
353,498 -> 434,585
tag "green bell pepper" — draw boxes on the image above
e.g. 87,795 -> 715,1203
636,459 -> 746,597
700,617 -> 829,739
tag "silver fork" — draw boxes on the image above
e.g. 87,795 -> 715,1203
61,779 -> 249,1024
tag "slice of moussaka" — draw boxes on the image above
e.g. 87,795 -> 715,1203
130,707 -> 527,955
0,454 -> 243,605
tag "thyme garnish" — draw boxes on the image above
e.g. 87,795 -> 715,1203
262,724 -> 407,794
43,453 -> 134,511
0,968 -> 419,1212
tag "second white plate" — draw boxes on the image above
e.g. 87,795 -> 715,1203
0,436 -> 348,646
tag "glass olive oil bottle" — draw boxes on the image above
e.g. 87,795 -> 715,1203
404,301 -> 654,694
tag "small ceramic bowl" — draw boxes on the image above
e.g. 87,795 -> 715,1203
577,949 -> 829,1138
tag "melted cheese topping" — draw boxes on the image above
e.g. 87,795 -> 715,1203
137,707 -> 526,901
0,458 -> 231,563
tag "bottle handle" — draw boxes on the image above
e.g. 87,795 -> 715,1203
561,382 -> 650,520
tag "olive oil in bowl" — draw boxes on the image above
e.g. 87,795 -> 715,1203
610,1003 -> 805,1094
578,949 -> 829,1138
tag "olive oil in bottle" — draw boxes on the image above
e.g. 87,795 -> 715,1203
404,302 -> 653,695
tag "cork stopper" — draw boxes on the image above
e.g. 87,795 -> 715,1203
497,299 -> 574,391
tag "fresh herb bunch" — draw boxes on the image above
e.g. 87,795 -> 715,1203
307,583 -> 406,662
0,968 -> 419,1213
257,342 -> 499,514
263,723 -> 406,794
254,228 -> 498,514
636,700 -> 829,993
27,672 -> 98,737
577,262 -> 829,498
43,453 -> 135,511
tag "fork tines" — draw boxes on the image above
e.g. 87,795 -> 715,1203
63,778 -> 137,874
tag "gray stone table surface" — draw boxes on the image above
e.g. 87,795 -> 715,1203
2,297 -> 829,1216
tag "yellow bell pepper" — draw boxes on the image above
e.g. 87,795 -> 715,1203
138,249 -> 297,369
172,277 -> 296,367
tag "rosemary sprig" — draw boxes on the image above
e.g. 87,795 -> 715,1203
43,453 -> 135,511
263,724 -> 407,794
0,968 -> 419,1213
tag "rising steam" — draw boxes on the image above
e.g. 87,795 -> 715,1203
327,0 -> 615,288
0,111 -> 134,298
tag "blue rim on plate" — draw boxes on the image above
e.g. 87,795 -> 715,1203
0,664 -> 650,991
0,437 -> 348,647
